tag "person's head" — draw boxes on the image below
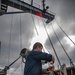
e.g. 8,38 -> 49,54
33,42 -> 43,52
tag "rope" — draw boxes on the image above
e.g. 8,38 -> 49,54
0,41 -> 1,58
55,19 -> 75,45
30,0 -> 43,36
8,2 -> 23,75
31,14 -> 39,35
21,58 -> 23,75
36,14 -> 50,54
19,2 -> 22,50
19,2 -> 23,75
10,59 -> 22,75
41,18 -> 61,67
8,1 -> 15,66
8,12 -> 13,66
53,20 -> 74,67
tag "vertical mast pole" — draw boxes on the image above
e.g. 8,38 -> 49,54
0,0 -> 1,11
42,0 -> 45,10
31,0 -> 33,6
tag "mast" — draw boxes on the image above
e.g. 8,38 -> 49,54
31,0 -> 33,6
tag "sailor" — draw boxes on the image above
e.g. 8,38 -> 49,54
24,42 -> 55,75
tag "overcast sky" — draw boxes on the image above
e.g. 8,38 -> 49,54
0,0 -> 75,75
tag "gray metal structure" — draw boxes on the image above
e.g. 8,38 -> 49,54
0,0 -> 55,23
0,48 -> 28,75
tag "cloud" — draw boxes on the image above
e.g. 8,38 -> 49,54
0,7 -> 35,68
0,0 -> 75,74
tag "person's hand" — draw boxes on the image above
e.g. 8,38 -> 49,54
50,56 -> 55,64
47,65 -> 55,71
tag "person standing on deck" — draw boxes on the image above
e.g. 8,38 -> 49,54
24,42 -> 55,75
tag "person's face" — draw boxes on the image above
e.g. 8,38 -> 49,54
37,47 -> 43,52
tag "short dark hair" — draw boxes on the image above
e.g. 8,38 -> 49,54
33,42 -> 43,49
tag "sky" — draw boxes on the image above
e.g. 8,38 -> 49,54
0,0 -> 75,75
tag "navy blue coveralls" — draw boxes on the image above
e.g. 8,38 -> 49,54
24,50 -> 52,75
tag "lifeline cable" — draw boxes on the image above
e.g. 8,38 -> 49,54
41,18 -> 61,67
55,19 -> 75,46
8,7 -> 14,66
0,41 -> 1,58
30,5 -> 39,36
19,3 -> 24,75
10,58 -> 22,75
40,19 -> 59,75
31,14 -> 39,35
51,23 -> 74,67
19,4 -> 22,50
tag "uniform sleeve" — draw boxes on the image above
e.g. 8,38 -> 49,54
33,52 -> 52,62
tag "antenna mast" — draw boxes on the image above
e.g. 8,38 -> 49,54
42,0 -> 45,10
42,0 -> 49,13
31,0 -> 33,6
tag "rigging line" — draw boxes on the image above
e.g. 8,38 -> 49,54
55,19 -> 75,45
30,13 -> 39,36
41,20 -> 62,75
51,24 -> 74,67
36,16 -> 50,54
29,2 -> 39,36
36,15 -> 50,53
21,58 -> 23,75
8,12 -> 13,66
0,42 -> 2,65
0,41 -> 1,58
10,59 -> 22,75
41,18 -> 61,67
20,2 -> 22,49
8,1 -> 15,66
19,2 -> 23,75
35,13 -> 51,53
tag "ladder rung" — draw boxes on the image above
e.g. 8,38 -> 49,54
1,3 -> 7,7
1,7 -> 7,9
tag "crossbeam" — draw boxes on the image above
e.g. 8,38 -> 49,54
1,0 -> 55,23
